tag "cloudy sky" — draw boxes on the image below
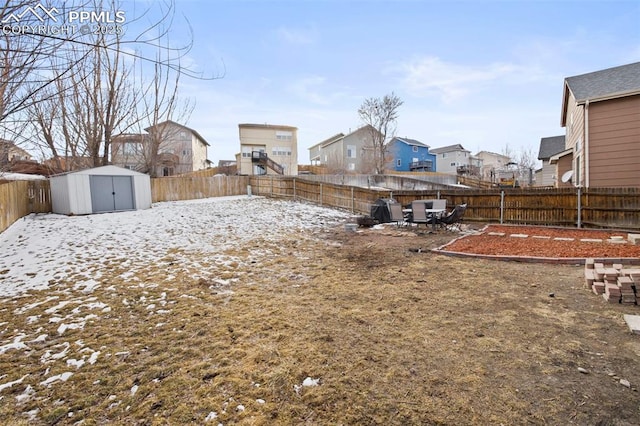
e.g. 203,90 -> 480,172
136,0 -> 639,165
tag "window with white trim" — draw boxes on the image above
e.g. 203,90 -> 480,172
346,145 -> 356,159
396,159 -> 401,167
276,131 -> 293,141
412,146 -> 418,152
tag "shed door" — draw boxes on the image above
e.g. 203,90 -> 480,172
90,175 -> 135,213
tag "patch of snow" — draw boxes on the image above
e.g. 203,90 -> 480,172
302,377 -> 321,387
130,385 -> 138,396
0,374 -> 29,392
67,358 -> 85,369
40,371 -> 73,387
0,334 -> 29,354
15,384 -> 35,403
87,351 -> 100,365
0,197 -> 351,297
204,411 -> 218,421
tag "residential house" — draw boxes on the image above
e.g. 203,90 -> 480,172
386,137 -> 436,172
475,151 -> 512,183
536,135 -> 566,186
111,120 -> 210,177
430,144 -> 471,175
0,139 -> 32,166
237,123 -> 298,176
560,61 -> 640,188
308,125 -> 380,173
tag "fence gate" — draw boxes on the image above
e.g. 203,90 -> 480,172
89,175 -> 135,213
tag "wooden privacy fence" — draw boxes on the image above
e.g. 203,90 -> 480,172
151,175 -> 250,202
0,180 -> 51,234
249,176 -> 640,231
2,175 -> 639,234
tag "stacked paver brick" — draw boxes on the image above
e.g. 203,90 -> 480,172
585,258 -> 640,304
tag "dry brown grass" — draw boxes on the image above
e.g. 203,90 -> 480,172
1,225 -> 640,425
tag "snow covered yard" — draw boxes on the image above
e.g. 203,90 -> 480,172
0,196 -> 351,424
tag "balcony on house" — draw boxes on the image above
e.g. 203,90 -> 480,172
409,160 -> 434,172
251,151 -> 284,175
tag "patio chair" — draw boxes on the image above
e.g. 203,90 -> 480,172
409,200 -> 430,227
388,202 -> 405,227
437,203 -> 467,231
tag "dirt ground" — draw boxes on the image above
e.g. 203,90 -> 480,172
2,222 -> 640,425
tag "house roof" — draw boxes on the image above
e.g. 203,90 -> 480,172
394,137 -> 430,148
538,135 -> 566,160
308,133 -> 345,150
238,123 -> 298,131
430,144 -> 469,154
561,62 -> 640,125
146,120 -> 210,146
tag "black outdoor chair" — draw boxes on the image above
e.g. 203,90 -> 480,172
437,203 -> 467,231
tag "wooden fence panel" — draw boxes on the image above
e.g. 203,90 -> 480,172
151,176 -> 250,202
0,180 -> 51,234
249,177 -> 640,231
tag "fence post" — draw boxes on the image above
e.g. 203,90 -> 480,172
500,190 -> 505,224
577,187 -> 582,228
351,187 -> 355,213
320,183 -> 323,206
270,176 -> 274,196
293,178 -> 296,200
437,190 -> 440,199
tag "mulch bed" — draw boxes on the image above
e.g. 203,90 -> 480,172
442,225 -> 640,259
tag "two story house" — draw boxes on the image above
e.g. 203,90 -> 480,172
475,151 -> 511,183
236,123 -> 298,176
386,137 -> 436,172
430,144 -> 472,175
560,61 -> 640,188
0,139 -> 32,166
308,125 -> 380,173
111,120 -> 210,177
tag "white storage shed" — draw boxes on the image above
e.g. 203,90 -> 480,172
50,165 -> 152,215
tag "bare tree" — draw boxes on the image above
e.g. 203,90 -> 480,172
5,0 -> 221,169
357,92 -> 403,174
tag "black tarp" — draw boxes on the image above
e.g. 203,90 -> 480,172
370,198 -> 395,223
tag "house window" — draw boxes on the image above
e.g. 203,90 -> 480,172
442,153 -> 447,158
179,131 -> 187,138
182,149 -> 191,156
123,142 -> 140,155
348,163 -> 355,171
396,159 -> 401,167
276,131 -> 293,141
272,146 -> 292,156
412,146 -> 418,152
242,146 -> 253,158
346,145 -> 356,159
450,162 -> 456,167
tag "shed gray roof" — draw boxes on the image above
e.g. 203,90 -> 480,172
538,135 -> 566,160
565,62 -> 640,102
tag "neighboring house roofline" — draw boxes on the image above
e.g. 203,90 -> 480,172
238,123 -> 298,131
430,143 -> 469,154
393,137 -> 430,148
538,135 -> 566,160
548,147 -> 573,165
561,62 -> 640,126
145,120 -> 210,146
475,150 -> 510,159
308,133 -> 345,150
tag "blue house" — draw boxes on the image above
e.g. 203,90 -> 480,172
387,137 -> 436,172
